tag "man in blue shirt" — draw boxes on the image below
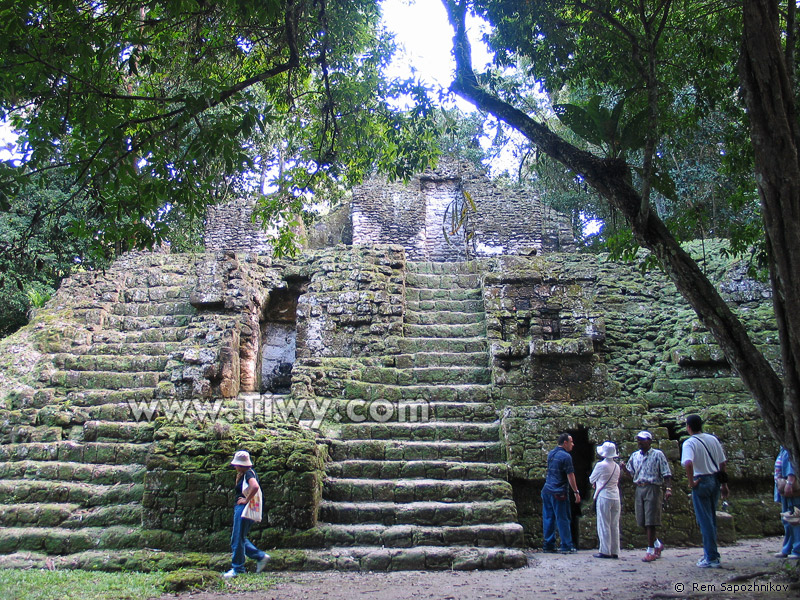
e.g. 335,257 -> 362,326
541,433 -> 581,553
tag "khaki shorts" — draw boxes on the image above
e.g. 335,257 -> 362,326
635,484 -> 663,527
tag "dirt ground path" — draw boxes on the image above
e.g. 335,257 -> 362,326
176,536 -> 797,600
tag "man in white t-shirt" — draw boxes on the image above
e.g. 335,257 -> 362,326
681,414 -> 729,569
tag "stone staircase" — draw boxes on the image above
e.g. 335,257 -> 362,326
0,254 -> 199,557
315,261 -> 527,570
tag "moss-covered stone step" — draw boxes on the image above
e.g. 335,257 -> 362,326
0,525 -> 145,554
0,441 -> 150,465
334,421 -> 500,442
342,382 -> 492,403
0,502 -> 142,528
405,273 -> 482,289
36,401 -> 143,424
318,499 -> 518,526
315,522 -> 524,549
395,337 -> 487,354
110,301 -> 196,317
325,460 -> 509,480
390,352 -> 489,369
403,323 -> 487,338
404,310 -> 484,326
51,353 -> 170,373
358,366 -> 491,386
323,478 -> 512,503
90,327 -> 192,344
0,546 -> 528,571
64,387 -> 163,408
326,439 -> 502,462
322,400 -> 496,425
80,420 -> 155,443
48,369 -> 167,390
0,479 -> 143,506
82,341 -> 185,356
406,298 -> 484,313
0,425 -> 62,443
407,261 -> 486,275
0,460 -> 144,484
405,287 -> 483,302
104,314 -> 193,331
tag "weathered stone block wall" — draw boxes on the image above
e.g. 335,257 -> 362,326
143,421 -> 325,551
294,245 -> 406,360
350,160 -> 576,262
486,242 -> 783,546
204,198 -> 274,253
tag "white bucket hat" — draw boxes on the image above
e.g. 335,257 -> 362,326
636,430 -> 653,440
596,441 -> 618,458
231,450 -> 253,467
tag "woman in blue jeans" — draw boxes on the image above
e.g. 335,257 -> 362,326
223,450 -> 270,578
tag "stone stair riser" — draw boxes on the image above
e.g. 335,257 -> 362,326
0,442 -> 150,465
403,323 -> 487,338
0,526 -> 144,555
110,302 -> 196,317
0,503 -> 142,529
105,315 -> 192,330
52,354 -> 170,373
405,299 -> 484,313
391,352 -> 489,369
49,370 -> 166,390
405,274 -> 482,288
336,422 -> 499,442
325,460 -> 509,481
323,479 -> 512,503
342,383 -> 492,403
404,311 -> 484,326
318,500 -> 518,526
358,366 -> 491,386
316,523 -> 524,548
81,421 -> 155,443
0,461 -> 145,484
405,288 -> 483,302
396,338 -> 487,354
0,480 -> 143,506
327,440 -> 502,462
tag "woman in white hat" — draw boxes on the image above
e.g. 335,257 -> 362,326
223,450 -> 270,578
589,441 -> 621,559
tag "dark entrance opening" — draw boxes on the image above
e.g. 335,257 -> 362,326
260,279 -> 306,394
566,426 -> 593,549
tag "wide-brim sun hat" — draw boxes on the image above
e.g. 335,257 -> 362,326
231,450 -> 253,467
596,441 -> 618,458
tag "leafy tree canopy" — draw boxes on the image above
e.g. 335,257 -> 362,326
0,0 -> 439,263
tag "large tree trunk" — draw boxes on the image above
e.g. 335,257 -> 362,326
442,0 -> 797,465
739,0 -> 800,468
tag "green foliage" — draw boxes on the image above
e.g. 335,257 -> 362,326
471,0 -> 762,260
0,0 -> 439,259
0,172 -> 110,338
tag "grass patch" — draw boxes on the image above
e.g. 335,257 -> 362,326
0,568 -> 281,600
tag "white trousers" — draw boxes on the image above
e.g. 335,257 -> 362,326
596,496 -> 621,556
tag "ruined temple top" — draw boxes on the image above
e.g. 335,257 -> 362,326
204,157 -> 577,260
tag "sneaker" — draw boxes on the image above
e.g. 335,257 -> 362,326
642,553 -> 657,562
593,553 -> 614,559
222,569 -> 238,578
788,554 -> 800,560
256,554 -> 271,573
654,542 -> 664,558
542,546 -> 558,553
696,558 -> 721,568
774,552 -> 789,558
558,547 -> 578,554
